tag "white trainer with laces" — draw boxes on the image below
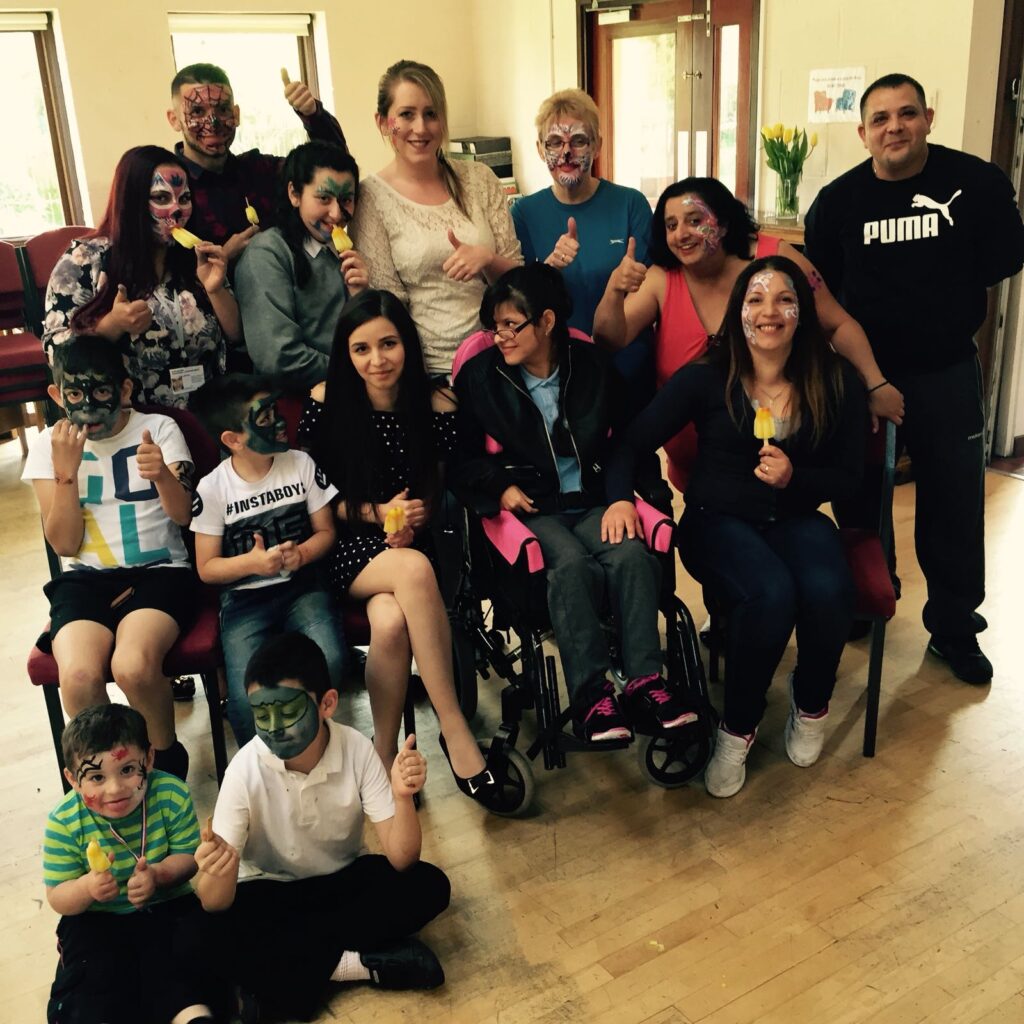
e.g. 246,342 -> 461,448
784,678 -> 829,767
705,726 -> 755,798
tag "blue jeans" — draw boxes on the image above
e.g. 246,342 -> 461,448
678,508 -> 854,735
220,578 -> 346,745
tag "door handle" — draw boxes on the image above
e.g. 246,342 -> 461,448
681,70 -> 703,80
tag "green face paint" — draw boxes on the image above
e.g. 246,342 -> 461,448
314,176 -> 356,205
248,685 -> 320,759
245,393 -> 289,454
61,372 -> 122,439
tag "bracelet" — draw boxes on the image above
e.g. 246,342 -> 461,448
867,380 -> 890,394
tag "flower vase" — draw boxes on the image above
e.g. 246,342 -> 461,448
775,173 -> 800,220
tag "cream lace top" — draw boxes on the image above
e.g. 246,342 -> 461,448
352,159 -> 522,375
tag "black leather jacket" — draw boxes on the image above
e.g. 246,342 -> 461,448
452,338 -> 668,516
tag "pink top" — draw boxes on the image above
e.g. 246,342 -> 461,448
654,234 -> 783,489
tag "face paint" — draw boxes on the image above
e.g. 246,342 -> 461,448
679,196 -> 725,255
61,372 -> 122,439
74,746 -> 149,819
179,83 -> 238,156
148,165 -> 193,245
742,271 -> 799,344
542,121 -> 593,188
249,685 -> 321,759
292,168 -> 357,243
245,393 -> 289,454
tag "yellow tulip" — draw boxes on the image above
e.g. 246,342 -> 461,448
761,125 -> 772,139
810,131 -> 819,148
772,122 -> 784,139
783,128 -> 794,144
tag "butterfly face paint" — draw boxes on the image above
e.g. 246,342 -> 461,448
291,168 -> 357,243
149,165 -> 193,245
541,121 -> 594,189
249,685 -> 321,760
741,271 -> 799,346
74,745 -> 149,820
61,371 -> 123,439
178,83 -> 238,156
664,194 -> 726,263
245,393 -> 289,454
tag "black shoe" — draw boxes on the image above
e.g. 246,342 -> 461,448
438,733 -> 498,803
360,938 -> 444,990
171,675 -> 196,701
153,739 -> 189,780
927,635 -> 993,685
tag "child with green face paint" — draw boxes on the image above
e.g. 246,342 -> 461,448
22,335 -> 197,782
190,373 -> 346,745
190,633 -> 449,1020
234,141 -> 368,389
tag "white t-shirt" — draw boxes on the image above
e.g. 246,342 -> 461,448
21,410 -> 192,570
190,449 -> 337,591
213,720 -> 395,882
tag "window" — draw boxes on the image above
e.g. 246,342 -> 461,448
0,13 -> 81,237
169,14 -> 320,161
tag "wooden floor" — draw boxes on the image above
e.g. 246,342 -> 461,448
2,430 -> 1023,1024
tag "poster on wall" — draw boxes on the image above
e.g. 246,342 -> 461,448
807,67 -> 866,123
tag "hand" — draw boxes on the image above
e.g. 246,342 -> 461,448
50,418 -> 87,480
283,80 -> 317,116
500,485 -> 537,514
195,243 -> 228,294
125,857 -> 157,908
107,284 -> 153,335
249,532 -> 284,576
83,854 -> 119,904
222,226 -> 259,263
385,524 -> 415,548
755,444 -> 793,489
277,540 -> 305,571
135,429 -> 168,481
339,249 -> 369,295
442,229 -> 492,282
380,488 -> 428,530
546,216 -> 579,269
609,237 -> 647,295
196,818 -> 240,879
601,500 -> 643,544
391,733 -> 427,798
868,381 -> 905,432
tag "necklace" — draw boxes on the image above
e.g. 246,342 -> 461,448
755,381 -> 789,409
104,791 -> 148,863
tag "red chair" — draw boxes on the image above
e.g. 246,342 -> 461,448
17,225 -> 91,335
27,404 -> 229,791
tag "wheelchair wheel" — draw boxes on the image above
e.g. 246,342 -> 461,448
483,745 -> 536,817
452,623 -> 479,722
637,721 -> 713,789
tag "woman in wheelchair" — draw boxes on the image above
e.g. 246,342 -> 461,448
605,255 -> 865,797
302,289 -> 499,807
452,263 -> 694,744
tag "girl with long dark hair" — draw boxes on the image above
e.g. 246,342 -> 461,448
43,145 -> 240,408
604,256 -> 866,797
235,141 -> 369,388
302,289 -> 497,807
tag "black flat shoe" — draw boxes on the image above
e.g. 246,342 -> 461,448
438,733 -> 497,801
361,938 -> 444,990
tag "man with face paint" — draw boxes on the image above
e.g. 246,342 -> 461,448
190,373 -> 345,746
805,73 -> 1024,685
42,704 -> 215,1024
190,633 -> 450,1020
166,63 -> 349,264
23,335 -> 197,782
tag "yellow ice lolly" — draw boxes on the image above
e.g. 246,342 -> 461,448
383,506 -> 406,535
170,226 -> 205,249
244,196 -> 259,227
86,839 -> 112,873
280,67 -> 291,86
753,406 -> 775,442
332,224 -> 353,253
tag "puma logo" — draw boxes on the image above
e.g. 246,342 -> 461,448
911,190 -> 962,226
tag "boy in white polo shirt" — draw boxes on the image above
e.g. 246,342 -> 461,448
191,633 -> 449,1022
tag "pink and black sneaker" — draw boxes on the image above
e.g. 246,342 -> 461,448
622,674 -> 699,730
575,683 -> 633,743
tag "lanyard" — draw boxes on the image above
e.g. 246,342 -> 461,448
104,794 -> 148,863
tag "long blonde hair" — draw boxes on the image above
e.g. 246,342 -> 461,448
376,59 -> 467,217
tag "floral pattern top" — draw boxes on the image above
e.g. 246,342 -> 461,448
42,236 -> 226,409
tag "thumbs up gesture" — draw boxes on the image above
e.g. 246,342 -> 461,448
248,532 -> 284,576
135,428 -> 167,481
546,215 -> 580,269
283,78 -> 317,116
107,284 -> 154,336
196,816 -> 240,879
126,856 -> 157,907
391,732 -> 427,798
442,228 -> 492,282
610,236 -> 647,295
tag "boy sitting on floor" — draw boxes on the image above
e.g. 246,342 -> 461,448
43,704 -> 212,1024
23,334 -> 195,779
191,633 -> 450,1022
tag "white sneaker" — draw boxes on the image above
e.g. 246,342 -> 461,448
784,683 -> 829,768
705,726 -> 755,797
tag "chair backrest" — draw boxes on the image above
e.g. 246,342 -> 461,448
18,225 -> 91,335
0,240 -> 27,332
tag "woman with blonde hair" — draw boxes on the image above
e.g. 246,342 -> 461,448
351,60 -> 522,377
512,88 -> 652,335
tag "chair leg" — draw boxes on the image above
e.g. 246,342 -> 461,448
402,690 -> 416,744
862,618 -> 887,758
200,671 -> 228,785
42,685 -> 69,793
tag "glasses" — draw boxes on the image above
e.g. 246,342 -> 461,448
542,134 -> 591,156
490,319 -> 533,342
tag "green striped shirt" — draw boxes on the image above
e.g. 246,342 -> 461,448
43,770 -> 199,914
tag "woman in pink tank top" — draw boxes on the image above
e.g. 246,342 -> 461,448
593,177 -> 903,490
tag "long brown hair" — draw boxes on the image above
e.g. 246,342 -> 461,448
375,59 -> 467,217
716,255 -> 844,447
